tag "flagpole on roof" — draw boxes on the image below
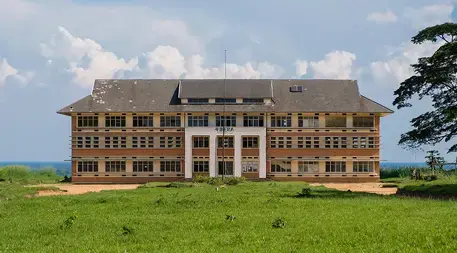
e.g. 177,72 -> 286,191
222,50 -> 227,180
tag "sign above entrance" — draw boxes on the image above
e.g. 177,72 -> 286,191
215,127 -> 234,132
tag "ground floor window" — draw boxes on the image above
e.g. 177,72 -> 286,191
242,160 -> 259,172
193,160 -> 209,173
105,161 -> 126,172
298,161 -> 319,173
77,161 -> 98,173
325,161 -> 346,173
160,161 -> 181,172
133,161 -> 154,172
353,161 -> 374,173
218,161 -> 234,175
271,161 -> 291,173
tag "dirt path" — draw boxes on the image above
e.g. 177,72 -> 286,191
310,183 -> 397,195
35,184 -> 140,196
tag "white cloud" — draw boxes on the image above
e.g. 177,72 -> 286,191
308,51 -> 356,79
40,26 -> 284,88
0,58 -> 33,87
370,41 -> 444,85
404,4 -> 453,29
294,60 -> 308,77
367,10 -> 398,24
0,58 -> 18,86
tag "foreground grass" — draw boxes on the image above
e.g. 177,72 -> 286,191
1,182 -> 457,252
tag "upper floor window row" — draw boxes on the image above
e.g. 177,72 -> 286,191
78,116 -> 98,128
106,116 -> 126,128
160,116 -> 181,127
185,98 -> 265,104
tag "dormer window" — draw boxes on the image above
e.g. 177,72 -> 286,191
243,98 -> 264,104
290,85 -> 304,92
215,98 -> 236,104
187,98 -> 209,104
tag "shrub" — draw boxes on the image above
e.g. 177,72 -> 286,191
224,177 -> 246,185
424,175 -> 438,181
121,225 -> 134,236
381,184 -> 398,188
60,213 -> 77,230
192,176 -> 246,186
60,175 -> 72,183
0,166 -> 30,181
296,187 -> 312,198
272,217 -> 287,229
164,182 -> 188,188
192,175 -> 208,183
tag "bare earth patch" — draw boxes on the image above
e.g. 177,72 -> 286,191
35,184 -> 140,196
310,183 -> 398,195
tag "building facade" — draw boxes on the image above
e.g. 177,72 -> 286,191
58,79 -> 393,183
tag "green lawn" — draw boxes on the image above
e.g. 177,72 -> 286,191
1,182 -> 457,252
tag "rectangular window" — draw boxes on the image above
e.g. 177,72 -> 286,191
269,137 -> 291,148
159,136 -> 181,148
188,115 -> 209,127
215,98 -> 236,104
243,137 -> 259,148
242,98 -> 264,104
353,161 -> 374,173
133,116 -> 154,127
353,116 -> 374,128
298,137 -> 319,148
218,136 -> 234,148
324,136 -> 346,149
77,137 -> 83,148
325,116 -> 346,127
368,137 -> 375,148
79,136 -> 99,148
105,161 -> 126,172
298,161 -> 319,173
105,116 -> 126,128
132,136 -> 154,148
193,136 -> 209,148
105,137 -> 111,148
77,161 -> 98,173
193,160 -> 209,173
325,161 -> 346,173
271,161 -> 291,173
242,160 -> 259,172
133,161 -> 154,172
218,161 -> 234,175
188,98 -> 209,104
216,115 -> 236,127
243,115 -> 264,127
77,116 -> 98,128
160,115 -> 181,127
160,161 -> 181,172
271,116 -> 292,127
298,116 -> 319,128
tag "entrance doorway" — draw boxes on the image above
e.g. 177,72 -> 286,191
218,161 -> 234,176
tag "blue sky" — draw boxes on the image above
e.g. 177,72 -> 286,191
0,0 -> 456,162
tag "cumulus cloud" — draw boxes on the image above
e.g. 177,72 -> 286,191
308,51 -> 356,79
404,4 -> 453,29
370,41 -> 444,85
294,60 -> 308,77
367,10 -> 398,24
0,58 -> 33,87
40,26 -> 284,88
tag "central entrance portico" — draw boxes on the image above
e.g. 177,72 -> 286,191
184,127 -> 266,179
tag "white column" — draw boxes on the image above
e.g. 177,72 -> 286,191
184,132 -> 193,179
259,129 -> 267,178
346,115 -> 353,128
234,133 -> 242,177
209,134 -> 217,177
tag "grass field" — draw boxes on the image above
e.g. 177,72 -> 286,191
1,166 -> 457,252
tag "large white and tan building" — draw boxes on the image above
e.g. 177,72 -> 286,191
58,79 -> 393,183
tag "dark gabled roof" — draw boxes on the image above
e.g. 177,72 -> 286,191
180,79 -> 272,98
57,79 -> 394,115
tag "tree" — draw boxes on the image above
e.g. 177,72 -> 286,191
425,150 -> 445,175
393,23 -> 457,153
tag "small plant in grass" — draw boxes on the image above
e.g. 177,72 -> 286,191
224,177 -> 246,185
60,213 -> 77,230
225,215 -> 236,222
296,187 -> 312,198
164,182 -> 188,188
272,217 -> 286,229
121,225 -> 134,236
